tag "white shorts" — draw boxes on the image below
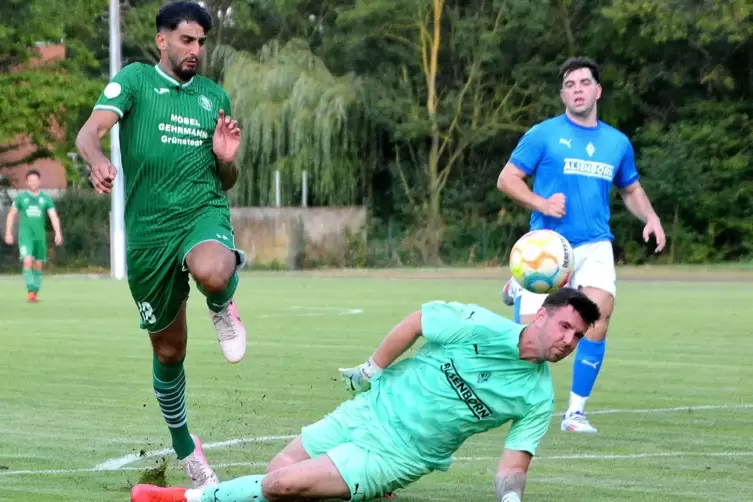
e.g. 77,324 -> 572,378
517,240 -> 616,316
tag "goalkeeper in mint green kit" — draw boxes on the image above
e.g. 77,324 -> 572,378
133,287 -> 600,502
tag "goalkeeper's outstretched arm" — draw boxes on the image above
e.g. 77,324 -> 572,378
339,311 -> 422,392
369,311 -> 422,369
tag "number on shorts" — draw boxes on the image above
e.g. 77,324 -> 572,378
137,301 -> 157,325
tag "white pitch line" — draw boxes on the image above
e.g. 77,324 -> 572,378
2,403 -> 751,478
457,451 -> 753,462
59,403 -> 753,472
5,451 -> 752,477
92,435 -> 296,471
552,403 -> 753,417
0,462 -> 269,477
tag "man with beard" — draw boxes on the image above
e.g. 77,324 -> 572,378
75,1 -> 247,488
131,288 -> 600,502
497,57 -> 666,434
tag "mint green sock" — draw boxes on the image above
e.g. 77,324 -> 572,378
196,475 -> 268,502
198,272 -> 239,313
32,269 -> 42,293
152,356 -> 195,459
23,268 -> 35,293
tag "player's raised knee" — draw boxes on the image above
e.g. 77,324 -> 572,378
186,244 -> 236,293
190,258 -> 233,293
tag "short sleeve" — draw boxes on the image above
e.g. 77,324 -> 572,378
11,194 -> 20,209
614,140 -> 639,189
93,63 -> 141,119
504,398 -> 554,456
508,124 -> 546,175
420,301 -> 475,345
44,194 -> 55,211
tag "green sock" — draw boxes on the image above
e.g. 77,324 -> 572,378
152,356 -> 195,459
23,268 -> 35,293
32,269 -> 42,292
198,272 -> 239,313
195,475 -> 268,502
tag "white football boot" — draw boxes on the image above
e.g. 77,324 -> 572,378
501,277 -> 521,307
180,435 -> 220,488
211,299 -> 247,363
561,411 -> 598,434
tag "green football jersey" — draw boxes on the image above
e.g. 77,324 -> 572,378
13,191 -> 55,240
92,63 -> 232,248
369,301 -> 555,471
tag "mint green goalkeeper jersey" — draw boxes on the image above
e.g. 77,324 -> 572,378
369,301 -> 555,471
92,63 -> 232,249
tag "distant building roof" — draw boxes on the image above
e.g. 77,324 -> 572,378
1,43 -> 68,190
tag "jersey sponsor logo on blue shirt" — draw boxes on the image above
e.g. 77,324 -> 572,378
441,361 -> 492,420
563,158 -> 615,181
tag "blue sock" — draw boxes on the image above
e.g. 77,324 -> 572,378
191,475 -> 268,502
568,338 -> 606,413
513,295 -> 522,323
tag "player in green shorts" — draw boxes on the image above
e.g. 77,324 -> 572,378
4,169 -> 64,302
132,288 -> 600,502
75,1 -> 247,489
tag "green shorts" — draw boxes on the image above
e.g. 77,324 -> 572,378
126,211 -> 244,333
18,235 -> 47,262
300,394 -> 434,501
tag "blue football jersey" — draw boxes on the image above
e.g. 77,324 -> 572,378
508,114 -> 639,247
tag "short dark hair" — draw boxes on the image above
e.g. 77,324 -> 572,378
542,287 -> 601,327
559,57 -> 600,85
26,169 -> 41,179
156,1 -> 212,33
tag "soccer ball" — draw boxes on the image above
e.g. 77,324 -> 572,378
509,230 -> 575,294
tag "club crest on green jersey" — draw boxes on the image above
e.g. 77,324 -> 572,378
198,95 -> 213,111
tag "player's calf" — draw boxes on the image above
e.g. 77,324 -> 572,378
564,286 -> 613,433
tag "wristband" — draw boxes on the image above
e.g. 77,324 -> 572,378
361,358 -> 384,380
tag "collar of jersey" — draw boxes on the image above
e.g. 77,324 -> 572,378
154,64 -> 195,89
563,113 -> 600,131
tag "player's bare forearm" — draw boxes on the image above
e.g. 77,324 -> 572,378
76,110 -> 119,167
217,159 -> 239,191
495,471 -> 527,501
49,211 -> 62,237
5,208 -> 16,237
497,164 -> 547,213
76,126 -> 112,167
370,311 -> 422,369
620,182 -> 659,224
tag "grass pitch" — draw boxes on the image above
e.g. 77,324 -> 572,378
0,269 -> 751,501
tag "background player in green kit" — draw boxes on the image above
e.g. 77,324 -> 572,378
75,1 -> 247,489
132,288 -> 600,502
4,169 -> 64,302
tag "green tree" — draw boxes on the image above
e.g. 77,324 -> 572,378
212,39 -> 373,207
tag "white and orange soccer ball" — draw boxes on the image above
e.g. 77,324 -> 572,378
509,230 -> 575,294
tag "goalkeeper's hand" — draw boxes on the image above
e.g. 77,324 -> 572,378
338,358 -> 384,394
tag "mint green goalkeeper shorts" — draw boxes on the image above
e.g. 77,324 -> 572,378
300,393 -> 434,501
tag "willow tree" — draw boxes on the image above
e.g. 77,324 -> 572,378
212,39 -> 374,207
